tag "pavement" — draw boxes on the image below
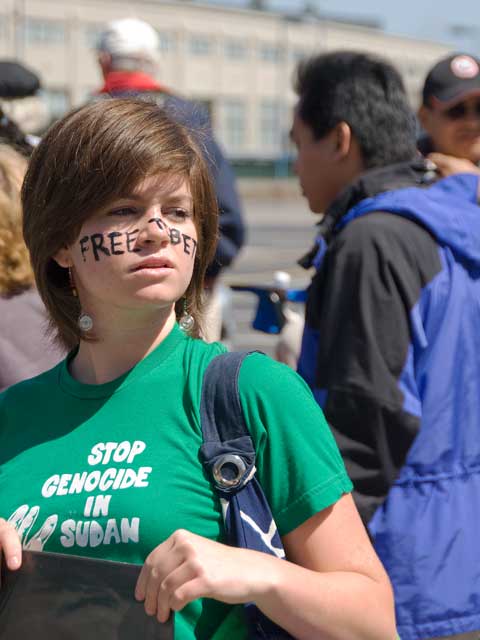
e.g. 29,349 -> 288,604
221,195 -> 318,356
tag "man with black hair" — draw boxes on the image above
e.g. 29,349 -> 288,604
418,53 -> 480,178
291,50 -> 480,640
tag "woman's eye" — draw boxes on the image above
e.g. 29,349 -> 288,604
163,208 -> 191,221
108,206 -> 138,217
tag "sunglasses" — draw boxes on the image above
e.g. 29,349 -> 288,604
442,100 -> 480,120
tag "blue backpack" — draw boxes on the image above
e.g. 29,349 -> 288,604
200,351 -> 294,639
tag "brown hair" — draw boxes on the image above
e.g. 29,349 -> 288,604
0,144 -> 34,296
22,98 -> 219,350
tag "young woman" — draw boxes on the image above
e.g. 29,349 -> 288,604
0,98 -> 396,640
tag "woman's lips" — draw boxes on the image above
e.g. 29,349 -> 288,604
130,258 -> 174,272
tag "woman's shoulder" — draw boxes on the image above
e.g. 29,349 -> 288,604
235,351 -> 337,448
238,351 -> 313,400
197,349 -> 309,397
183,335 -> 228,365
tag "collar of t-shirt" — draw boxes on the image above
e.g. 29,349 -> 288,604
59,323 -> 184,399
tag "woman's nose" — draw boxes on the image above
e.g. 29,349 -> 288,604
136,215 -> 170,247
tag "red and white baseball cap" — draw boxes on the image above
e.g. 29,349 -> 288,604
422,53 -> 480,108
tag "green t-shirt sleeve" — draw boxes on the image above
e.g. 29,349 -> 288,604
238,353 -> 353,536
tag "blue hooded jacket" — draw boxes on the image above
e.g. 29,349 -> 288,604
298,172 -> 480,640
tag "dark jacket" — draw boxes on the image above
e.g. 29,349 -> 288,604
297,161 -> 480,640
96,74 -> 245,279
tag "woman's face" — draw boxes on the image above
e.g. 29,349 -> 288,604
55,174 -> 198,324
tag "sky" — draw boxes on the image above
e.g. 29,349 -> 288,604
201,0 -> 480,53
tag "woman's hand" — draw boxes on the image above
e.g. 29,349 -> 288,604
135,529 -> 276,623
0,518 -> 22,584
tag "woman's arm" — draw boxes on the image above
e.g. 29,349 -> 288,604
256,493 -> 395,640
135,494 -> 396,640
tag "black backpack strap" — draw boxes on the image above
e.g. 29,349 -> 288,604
200,351 -> 260,494
201,351 -> 253,441
199,351 -> 295,640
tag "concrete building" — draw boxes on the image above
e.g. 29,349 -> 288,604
0,0 -> 451,168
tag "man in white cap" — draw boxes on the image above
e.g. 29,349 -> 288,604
95,18 -> 245,341
418,52 -> 480,178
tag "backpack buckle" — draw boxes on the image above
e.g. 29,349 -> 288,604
213,454 -> 247,489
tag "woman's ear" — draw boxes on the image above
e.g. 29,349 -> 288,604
52,247 -> 72,269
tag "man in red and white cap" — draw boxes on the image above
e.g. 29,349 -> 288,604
418,53 -> 480,177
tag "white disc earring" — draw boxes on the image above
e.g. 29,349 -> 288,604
69,267 -> 93,332
78,312 -> 94,332
179,299 -> 195,332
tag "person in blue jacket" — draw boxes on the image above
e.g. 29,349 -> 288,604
94,18 -> 245,341
291,50 -> 480,640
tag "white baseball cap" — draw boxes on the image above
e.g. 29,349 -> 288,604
97,18 -> 159,62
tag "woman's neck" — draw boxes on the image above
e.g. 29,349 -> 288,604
69,310 -> 176,385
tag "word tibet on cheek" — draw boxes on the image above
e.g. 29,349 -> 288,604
79,218 -> 197,262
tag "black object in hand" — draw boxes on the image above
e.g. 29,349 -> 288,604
0,549 -> 173,639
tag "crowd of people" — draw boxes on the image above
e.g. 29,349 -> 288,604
0,14 -> 480,640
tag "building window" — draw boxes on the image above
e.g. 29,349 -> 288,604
24,18 -> 65,45
225,38 -> 247,60
0,15 -> 7,40
260,100 -> 282,149
84,24 -> 103,49
158,31 -> 176,53
259,43 -> 282,63
190,35 -> 212,56
40,88 -> 69,121
224,99 -> 246,151
292,48 -> 309,64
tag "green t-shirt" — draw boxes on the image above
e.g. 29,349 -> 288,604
0,323 -> 352,639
